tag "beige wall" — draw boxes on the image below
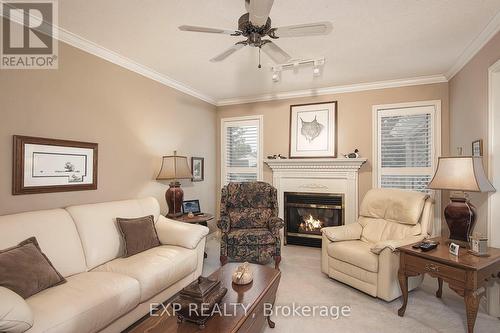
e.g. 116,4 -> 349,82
0,43 -> 217,216
449,31 -> 500,236
217,83 -> 450,212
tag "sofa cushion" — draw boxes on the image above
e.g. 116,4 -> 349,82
327,240 -> 379,273
0,209 -> 86,278
0,287 -> 33,333
92,245 -> 197,302
66,197 -> 160,270
0,237 -> 66,299
26,272 -> 140,333
227,228 -> 276,245
116,215 -> 160,257
360,189 -> 428,225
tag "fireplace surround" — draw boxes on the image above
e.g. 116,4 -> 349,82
284,192 -> 344,247
265,158 -> 367,248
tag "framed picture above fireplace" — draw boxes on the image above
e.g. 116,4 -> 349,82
289,101 -> 337,158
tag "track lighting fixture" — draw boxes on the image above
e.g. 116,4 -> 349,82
271,58 -> 325,82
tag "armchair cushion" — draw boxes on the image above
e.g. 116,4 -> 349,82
322,223 -> 362,242
327,240 -> 379,273
360,189 -> 428,225
370,235 -> 426,255
227,229 -> 275,245
228,208 -> 273,229
0,287 -> 33,333
155,216 -> 209,249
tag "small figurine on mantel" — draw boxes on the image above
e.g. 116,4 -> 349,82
267,154 -> 287,160
343,149 -> 360,158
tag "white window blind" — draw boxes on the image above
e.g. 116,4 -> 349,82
374,104 -> 440,192
221,116 -> 262,185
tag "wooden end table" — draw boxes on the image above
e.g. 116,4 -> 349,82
169,213 -> 214,258
397,237 -> 500,333
128,263 -> 281,333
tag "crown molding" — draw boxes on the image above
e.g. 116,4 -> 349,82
216,75 -> 448,106
445,10 -> 500,80
56,27 -> 218,106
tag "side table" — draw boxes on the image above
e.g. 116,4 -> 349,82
397,237 -> 500,333
169,213 -> 214,258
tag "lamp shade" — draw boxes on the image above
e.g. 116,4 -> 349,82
428,156 -> 495,192
156,153 -> 192,180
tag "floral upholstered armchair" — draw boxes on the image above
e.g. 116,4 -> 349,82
218,182 -> 284,269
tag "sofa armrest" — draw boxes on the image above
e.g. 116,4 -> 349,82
370,235 -> 426,255
155,215 -> 209,249
217,216 -> 231,233
321,223 -> 362,242
268,216 -> 284,236
0,287 -> 33,333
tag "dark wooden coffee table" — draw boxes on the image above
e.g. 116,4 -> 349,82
397,237 -> 500,333
129,263 -> 281,333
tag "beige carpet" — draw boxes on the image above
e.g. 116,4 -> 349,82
202,235 -> 500,333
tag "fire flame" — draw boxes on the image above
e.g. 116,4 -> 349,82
299,215 -> 324,232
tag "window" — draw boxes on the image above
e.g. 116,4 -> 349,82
221,116 -> 263,185
373,101 -> 441,192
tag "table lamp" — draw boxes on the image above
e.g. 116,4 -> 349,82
156,151 -> 193,217
428,156 -> 495,247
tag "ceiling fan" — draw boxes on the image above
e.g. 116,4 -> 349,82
178,0 -> 333,67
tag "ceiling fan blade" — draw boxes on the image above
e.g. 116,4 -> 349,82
261,41 -> 292,64
179,25 -> 239,35
247,0 -> 274,27
272,22 -> 333,38
210,43 -> 246,62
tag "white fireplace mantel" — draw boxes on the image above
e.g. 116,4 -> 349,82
265,158 -> 367,226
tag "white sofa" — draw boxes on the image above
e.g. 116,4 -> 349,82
0,197 -> 209,333
321,189 -> 434,301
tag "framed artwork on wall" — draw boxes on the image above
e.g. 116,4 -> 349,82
472,139 -> 483,157
12,135 -> 98,195
191,157 -> 204,182
289,101 -> 337,158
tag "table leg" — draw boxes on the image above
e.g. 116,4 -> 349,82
464,291 -> 480,333
398,270 -> 408,317
436,278 -> 443,298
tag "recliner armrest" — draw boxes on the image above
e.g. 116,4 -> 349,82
0,287 -> 33,333
268,216 -> 284,236
370,235 -> 426,255
321,223 -> 362,242
217,216 -> 231,233
155,215 -> 209,249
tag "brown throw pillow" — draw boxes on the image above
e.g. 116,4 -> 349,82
116,215 -> 160,257
0,237 -> 66,299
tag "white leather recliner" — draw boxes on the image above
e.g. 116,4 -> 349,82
321,188 -> 434,301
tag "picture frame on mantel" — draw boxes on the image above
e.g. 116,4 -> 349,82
12,135 -> 98,195
289,101 -> 337,158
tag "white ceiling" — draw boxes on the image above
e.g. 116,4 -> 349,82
58,0 -> 500,104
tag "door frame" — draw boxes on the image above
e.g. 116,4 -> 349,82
488,59 -> 500,247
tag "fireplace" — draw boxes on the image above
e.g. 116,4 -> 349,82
284,192 -> 344,247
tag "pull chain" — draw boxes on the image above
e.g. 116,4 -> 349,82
258,47 -> 262,69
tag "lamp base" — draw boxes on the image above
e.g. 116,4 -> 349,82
444,197 -> 477,247
166,181 -> 184,218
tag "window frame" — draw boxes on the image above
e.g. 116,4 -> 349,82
372,100 -> 442,235
220,115 -> 264,186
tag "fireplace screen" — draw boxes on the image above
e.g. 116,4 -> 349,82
284,192 -> 344,247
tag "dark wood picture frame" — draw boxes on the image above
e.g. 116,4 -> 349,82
191,157 -> 204,182
13,135 -> 98,195
472,139 -> 483,157
289,101 -> 338,158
